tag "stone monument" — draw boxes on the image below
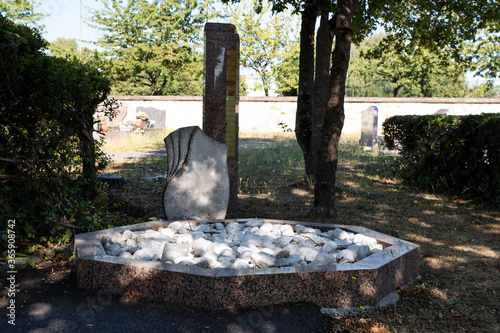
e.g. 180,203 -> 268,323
203,22 -> 239,214
162,126 -> 229,220
359,106 -> 378,147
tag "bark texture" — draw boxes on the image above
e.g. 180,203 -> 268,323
311,0 -> 353,217
295,0 -> 318,177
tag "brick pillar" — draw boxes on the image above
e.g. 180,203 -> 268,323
203,23 -> 239,215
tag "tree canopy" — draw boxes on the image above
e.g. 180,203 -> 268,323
0,0 -> 46,27
226,0 -> 499,217
88,0 -> 207,96
347,34 -> 498,98
0,16 -> 116,238
225,0 -> 300,96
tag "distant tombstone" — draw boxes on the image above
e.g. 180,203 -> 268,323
163,126 -> 229,220
433,109 -> 449,116
110,106 -> 128,131
359,106 -> 378,147
203,22 -> 239,214
137,106 -> 165,129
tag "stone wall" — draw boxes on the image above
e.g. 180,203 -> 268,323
111,96 -> 500,136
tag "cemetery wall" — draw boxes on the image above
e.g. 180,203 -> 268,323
111,96 -> 500,136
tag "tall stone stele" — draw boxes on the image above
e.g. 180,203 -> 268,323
203,22 -> 239,214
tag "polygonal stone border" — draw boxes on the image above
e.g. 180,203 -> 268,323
74,219 -> 420,310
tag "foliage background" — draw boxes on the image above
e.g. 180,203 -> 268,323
383,114 -> 500,206
0,16 -> 115,240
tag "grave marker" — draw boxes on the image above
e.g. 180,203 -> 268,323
359,106 -> 378,147
137,106 -> 165,129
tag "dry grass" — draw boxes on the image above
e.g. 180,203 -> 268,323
102,133 -> 500,332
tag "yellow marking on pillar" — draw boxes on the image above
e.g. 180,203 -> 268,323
226,50 -> 238,157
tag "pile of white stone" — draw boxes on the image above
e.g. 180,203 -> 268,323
101,220 -> 384,270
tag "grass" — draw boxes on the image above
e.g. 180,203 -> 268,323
101,131 -> 500,332
102,129 -> 297,153
102,129 -> 173,152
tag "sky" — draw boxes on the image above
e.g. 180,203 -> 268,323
36,0 -> 103,46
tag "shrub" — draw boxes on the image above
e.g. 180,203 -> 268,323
0,16 -> 117,239
383,114 -> 500,206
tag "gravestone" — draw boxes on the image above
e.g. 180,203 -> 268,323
359,106 -> 378,147
203,22 -> 239,214
137,106 -> 165,129
163,126 -> 229,220
433,109 -> 449,115
110,106 -> 128,131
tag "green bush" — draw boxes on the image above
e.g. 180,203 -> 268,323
383,114 -> 500,206
0,16 -> 117,239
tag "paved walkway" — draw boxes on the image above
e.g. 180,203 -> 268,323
0,264 -> 328,332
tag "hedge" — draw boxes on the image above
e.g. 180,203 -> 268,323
0,16 -> 117,239
383,114 -> 500,205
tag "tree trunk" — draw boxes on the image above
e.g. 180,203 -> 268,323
311,0 -> 334,180
78,110 -> 98,199
262,76 -> 269,96
393,85 -> 401,97
311,0 -> 354,217
295,0 -> 319,178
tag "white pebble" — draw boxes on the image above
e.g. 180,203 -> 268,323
214,222 -> 225,230
294,224 -> 306,233
122,230 -> 133,240
348,244 -> 371,260
336,249 -> 357,263
259,223 -> 274,234
232,258 -> 251,269
212,243 -> 231,255
220,248 -> 234,257
178,227 -> 190,234
276,255 -> 301,267
251,251 -> 276,268
291,235 -> 306,244
274,235 -> 291,248
369,243 -> 383,253
238,250 -> 253,259
315,253 -> 336,265
175,233 -> 193,244
304,249 -> 319,262
218,255 -> 236,263
195,224 -> 211,233
113,221 -> 380,270
275,250 -> 290,259
283,243 -> 301,256
226,222 -> 242,232
322,241 -> 337,253
119,251 -> 133,258
168,221 -> 183,231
